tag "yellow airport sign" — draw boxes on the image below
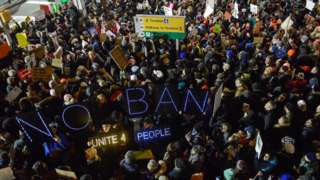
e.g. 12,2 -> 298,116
140,15 -> 185,33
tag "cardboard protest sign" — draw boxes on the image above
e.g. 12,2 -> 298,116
16,33 -> 29,48
31,67 -> 53,82
52,58 -> 63,68
109,46 -> 128,70
5,87 -> 22,103
0,167 -> 15,180
0,10 -> 11,24
132,149 -> 154,160
55,169 -> 77,179
0,42 -> 11,59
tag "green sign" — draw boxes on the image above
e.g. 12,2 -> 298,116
52,4 -> 60,13
60,0 -> 69,5
144,32 -> 185,40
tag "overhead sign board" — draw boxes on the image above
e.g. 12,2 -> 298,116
134,15 -> 186,40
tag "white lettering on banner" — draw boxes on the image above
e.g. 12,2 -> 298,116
136,127 -> 171,142
87,132 -> 127,148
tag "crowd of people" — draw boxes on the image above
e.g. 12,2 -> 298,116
0,0 -> 320,179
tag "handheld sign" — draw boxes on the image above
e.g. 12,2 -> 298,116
32,10 -> 46,21
0,42 -> 11,59
0,167 -> 15,180
232,2 -> 239,19
5,87 -> 22,103
306,0 -> 315,11
203,6 -> 214,18
255,132 -> 263,159
31,67 -> 53,82
0,10 -> 11,24
52,58 -> 63,68
55,169 -> 77,179
250,4 -> 258,14
109,46 -> 128,70
135,127 -> 171,143
16,33 -> 29,48
87,131 -> 128,149
132,149 -> 154,160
